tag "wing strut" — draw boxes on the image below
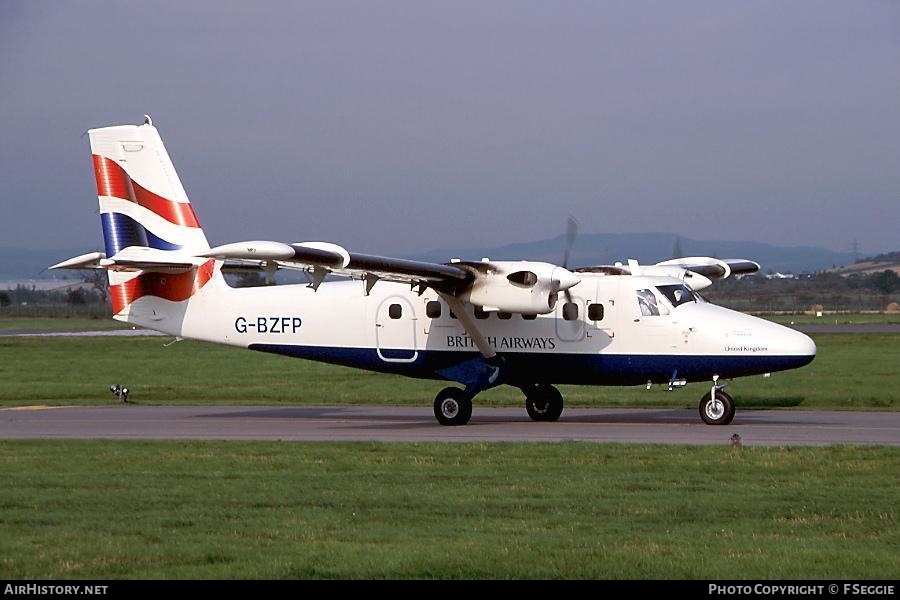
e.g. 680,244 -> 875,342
438,292 -> 496,360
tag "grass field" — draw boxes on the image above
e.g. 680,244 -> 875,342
0,317 -> 129,332
0,333 -> 896,410
0,440 -> 896,579
763,313 -> 900,325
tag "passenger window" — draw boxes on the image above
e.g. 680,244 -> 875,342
498,312 -> 512,320
426,301 -> 441,319
389,303 -> 402,319
474,306 -> 489,320
562,302 -> 579,321
522,313 -> 537,321
588,303 -> 604,321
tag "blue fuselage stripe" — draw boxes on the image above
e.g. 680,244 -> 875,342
248,343 -> 814,386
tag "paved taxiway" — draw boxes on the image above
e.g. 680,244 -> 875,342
0,405 -> 896,446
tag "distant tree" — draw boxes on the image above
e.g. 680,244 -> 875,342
671,236 -> 684,259
67,288 -> 88,305
869,270 -> 899,294
0,291 -> 9,308
83,270 -> 109,303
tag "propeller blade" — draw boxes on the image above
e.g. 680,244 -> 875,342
563,215 -> 578,269
561,216 -> 579,304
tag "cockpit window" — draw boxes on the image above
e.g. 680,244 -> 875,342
636,289 -> 662,316
656,284 -> 697,308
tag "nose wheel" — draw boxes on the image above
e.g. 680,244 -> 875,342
699,389 -> 735,425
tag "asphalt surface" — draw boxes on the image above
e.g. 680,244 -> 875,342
0,405 -> 897,446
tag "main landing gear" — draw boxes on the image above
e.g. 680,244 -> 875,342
432,383 -> 565,426
523,384 -> 564,422
433,387 -> 473,426
699,376 -> 735,425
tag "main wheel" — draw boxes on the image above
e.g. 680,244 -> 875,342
525,384 -> 564,422
699,389 -> 735,425
433,387 -> 473,426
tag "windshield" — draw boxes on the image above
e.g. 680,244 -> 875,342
656,284 -> 697,308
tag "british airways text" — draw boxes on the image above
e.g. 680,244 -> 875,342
234,316 -> 302,334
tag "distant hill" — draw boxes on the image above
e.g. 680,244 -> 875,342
831,251 -> 900,276
411,233 -> 857,274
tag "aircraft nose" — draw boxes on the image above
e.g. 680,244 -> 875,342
796,331 -> 817,358
781,328 -> 816,368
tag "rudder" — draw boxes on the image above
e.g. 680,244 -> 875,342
89,116 -> 210,257
88,117 -> 219,321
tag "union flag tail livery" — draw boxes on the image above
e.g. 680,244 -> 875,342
91,116 -> 209,255
54,117 -> 815,427
88,117 -> 220,322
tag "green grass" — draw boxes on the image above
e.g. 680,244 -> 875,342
762,313 -> 900,325
0,317 -> 129,332
0,441 -> 895,579
0,333 -> 897,410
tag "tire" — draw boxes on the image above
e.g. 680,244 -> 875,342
699,389 -> 735,425
433,387 -> 473,426
525,384 -> 564,422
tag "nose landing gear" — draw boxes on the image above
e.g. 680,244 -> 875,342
699,375 -> 735,425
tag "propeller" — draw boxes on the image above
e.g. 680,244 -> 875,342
563,215 -> 578,271
561,215 -> 578,304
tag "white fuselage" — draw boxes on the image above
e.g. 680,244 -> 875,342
123,269 -> 816,387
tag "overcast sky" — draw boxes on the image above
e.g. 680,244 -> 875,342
2,1 -> 898,257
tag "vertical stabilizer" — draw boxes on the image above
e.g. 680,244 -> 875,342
88,117 -> 220,324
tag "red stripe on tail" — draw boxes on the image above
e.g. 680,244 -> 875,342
93,154 -> 134,200
109,260 -> 216,314
131,179 -> 200,228
93,155 -> 200,228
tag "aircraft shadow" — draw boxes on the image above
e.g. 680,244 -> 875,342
197,406 -> 835,427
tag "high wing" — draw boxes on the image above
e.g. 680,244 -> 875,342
198,240 -> 473,292
575,256 -> 759,290
654,257 -> 760,278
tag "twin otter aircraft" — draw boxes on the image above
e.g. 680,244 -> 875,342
54,117 -> 816,426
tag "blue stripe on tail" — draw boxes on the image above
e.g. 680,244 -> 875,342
100,213 -> 182,255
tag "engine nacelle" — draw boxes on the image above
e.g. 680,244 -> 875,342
639,265 -> 714,290
460,261 -> 580,314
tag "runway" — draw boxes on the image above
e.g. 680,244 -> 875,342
0,405 -> 897,446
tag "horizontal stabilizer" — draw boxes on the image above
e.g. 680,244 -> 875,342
50,251 -> 107,270
50,246 -> 205,273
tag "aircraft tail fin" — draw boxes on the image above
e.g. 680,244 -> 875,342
89,116 -> 210,257
53,117 -> 224,332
